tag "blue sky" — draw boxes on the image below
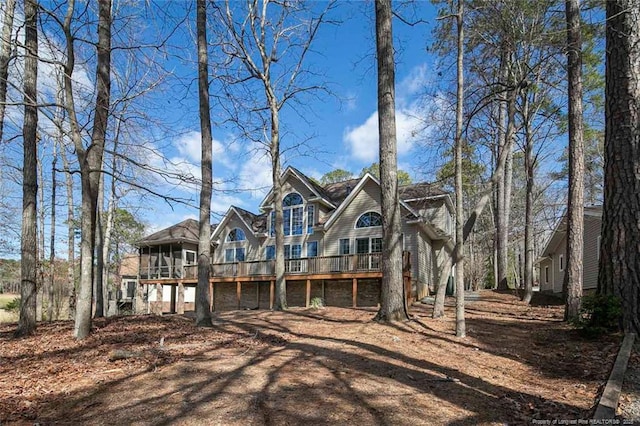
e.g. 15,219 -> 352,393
0,1 -> 452,254
141,1 -> 443,232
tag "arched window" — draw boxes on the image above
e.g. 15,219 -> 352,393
226,228 -> 246,242
356,212 -> 382,228
282,193 -> 304,235
283,193 -> 303,206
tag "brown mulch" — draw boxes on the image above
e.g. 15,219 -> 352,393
0,291 -> 621,425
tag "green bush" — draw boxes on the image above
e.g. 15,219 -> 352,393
572,294 -> 621,337
4,297 -> 21,312
310,297 -> 324,309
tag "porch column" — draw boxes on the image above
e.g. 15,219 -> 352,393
155,283 -> 163,315
177,281 -> 185,315
236,281 -> 242,309
352,278 -> 358,308
404,276 -> 412,305
170,284 -> 177,313
135,283 -> 145,314
269,280 -> 275,310
210,282 -> 214,312
305,279 -> 311,307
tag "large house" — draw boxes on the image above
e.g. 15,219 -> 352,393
538,206 -> 602,294
135,166 -> 455,314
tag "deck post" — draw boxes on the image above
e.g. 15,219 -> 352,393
352,278 -> 357,308
306,279 -> 311,307
156,283 -> 163,315
236,281 -> 242,309
270,280 -> 275,310
170,284 -> 176,313
210,281 -> 214,312
177,281 -> 185,314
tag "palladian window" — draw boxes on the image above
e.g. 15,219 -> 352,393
356,212 -> 382,228
226,228 -> 246,242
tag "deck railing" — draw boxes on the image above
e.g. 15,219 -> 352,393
141,252 -> 410,280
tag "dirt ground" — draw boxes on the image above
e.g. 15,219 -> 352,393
0,291 -> 624,425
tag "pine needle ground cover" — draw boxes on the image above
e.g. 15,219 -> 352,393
0,291 -> 619,425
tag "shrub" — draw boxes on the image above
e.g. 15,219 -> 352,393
572,294 -> 622,338
4,297 -> 21,313
310,297 -> 324,309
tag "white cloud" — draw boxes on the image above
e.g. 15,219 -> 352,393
343,109 -> 422,163
238,151 -> 273,199
397,63 -> 430,102
174,131 -> 232,167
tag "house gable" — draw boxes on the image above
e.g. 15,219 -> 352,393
259,166 -> 335,211
211,206 -> 264,263
322,173 -> 417,231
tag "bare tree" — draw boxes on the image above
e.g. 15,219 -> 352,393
599,0 -> 640,334
213,0 -> 335,311
453,0 -> 465,337
0,0 -> 16,143
373,0 -> 407,322
196,0 -> 213,326
563,0 -> 584,321
63,0 -> 112,339
15,0 -> 38,337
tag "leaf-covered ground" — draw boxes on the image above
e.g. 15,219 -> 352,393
0,291 -> 621,425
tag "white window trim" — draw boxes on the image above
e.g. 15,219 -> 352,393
354,211 -> 383,229
559,254 -> 564,272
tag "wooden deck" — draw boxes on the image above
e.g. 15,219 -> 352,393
139,252 -> 411,283
138,253 -> 413,312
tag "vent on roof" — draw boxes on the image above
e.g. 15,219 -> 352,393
346,185 -> 352,193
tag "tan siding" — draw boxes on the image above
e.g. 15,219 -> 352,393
539,258 -> 553,292
213,214 -> 261,263
582,216 -> 601,290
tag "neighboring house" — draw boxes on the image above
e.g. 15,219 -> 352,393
136,166 -> 455,313
538,206 -> 602,294
118,254 -> 139,300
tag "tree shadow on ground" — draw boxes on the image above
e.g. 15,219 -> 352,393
1,296 -> 616,425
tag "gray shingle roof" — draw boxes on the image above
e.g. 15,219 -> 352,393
234,206 -> 267,233
137,218 -> 216,246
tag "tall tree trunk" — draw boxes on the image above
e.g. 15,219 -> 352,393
37,147 -> 45,321
71,0 -> 112,339
522,92 -> 535,304
0,0 -> 16,143
599,0 -> 640,334
269,84 -> 286,311
15,0 -> 38,337
454,0 -> 465,337
94,162 -> 105,317
60,142 -> 75,319
48,141 -> 57,320
373,0 -> 407,323
563,0 -> 585,322
195,0 -> 213,326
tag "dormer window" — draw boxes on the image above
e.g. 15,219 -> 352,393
226,228 -> 246,242
356,211 -> 383,228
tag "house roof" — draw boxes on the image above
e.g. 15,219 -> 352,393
137,218 -> 216,246
234,206 -> 267,233
322,173 -> 420,230
539,205 -> 602,259
322,178 -> 361,205
211,206 -> 268,242
399,182 -> 448,200
138,168 -> 451,246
